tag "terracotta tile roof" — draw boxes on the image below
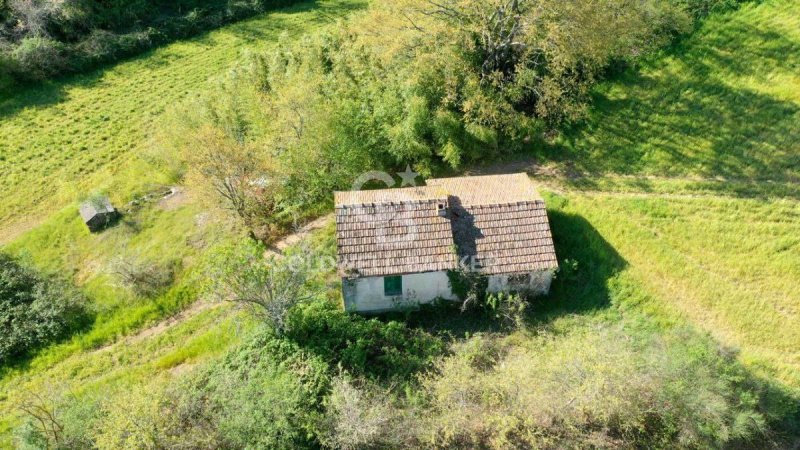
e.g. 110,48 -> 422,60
334,173 -> 557,277
427,173 -> 543,206
445,199 -> 558,275
335,196 -> 458,277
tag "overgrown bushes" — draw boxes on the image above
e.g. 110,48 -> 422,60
168,0 -> 731,239
318,326 -> 780,449
15,290 -> 790,449
14,305 -> 447,449
0,0 -> 301,88
286,300 -> 446,381
419,327 -> 769,448
17,330 -> 331,449
0,253 -> 89,363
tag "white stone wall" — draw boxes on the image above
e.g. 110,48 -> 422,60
343,271 -> 457,313
487,270 -> 555,296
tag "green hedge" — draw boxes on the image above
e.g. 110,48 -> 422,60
0,0 -> 301,86
0,253 -> 90,364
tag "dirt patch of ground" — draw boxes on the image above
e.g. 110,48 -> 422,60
168,362 -> 198,376
265,214 -> 333,257
158,187 -> 191,211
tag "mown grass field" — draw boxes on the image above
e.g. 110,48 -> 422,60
549,0 -> 800,183
536,0 -> 800,394
0,0 -> 366,244
545,190 -> 800,388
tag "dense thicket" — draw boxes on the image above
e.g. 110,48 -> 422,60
17,304 -> 781,449
168,0 -> 738,241
0,0 -> 299,89
0,253 -> 89,363
321,328 -> 775,448
15,299 -> 448,449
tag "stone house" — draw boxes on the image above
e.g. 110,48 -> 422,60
335,173 -> 558,313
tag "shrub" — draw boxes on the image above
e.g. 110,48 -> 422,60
192,331 -> 330,449
681,0 -> 746,19
0,253 -> 90,363
206,242 -> 317,333
180,126 -> 287,241
0,47 -> 15,93
448,268 -> 530,329
15,387 -> 102,450
419,325 -> 769,448
9,36 -> 68,80
110,255 -> 177,297
319,376 -> 418,450
286,300 -> 446,381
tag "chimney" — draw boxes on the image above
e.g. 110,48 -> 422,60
437,202 -> 447,218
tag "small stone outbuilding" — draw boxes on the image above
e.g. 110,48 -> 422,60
335,173 -> 558,313
79,196 -> 119,232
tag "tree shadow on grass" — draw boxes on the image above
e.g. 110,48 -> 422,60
548,16 -> 800,185
220,0 -> 368,42
0,0 -> 368,119
0,75 -> 100,121
0,310 -> 96,380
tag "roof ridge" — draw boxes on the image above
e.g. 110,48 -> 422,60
427,172 -> 528,182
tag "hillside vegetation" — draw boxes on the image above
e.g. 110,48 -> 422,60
1,0 -> 799,448
0,0 -> 364,243
0,0 -> 364,445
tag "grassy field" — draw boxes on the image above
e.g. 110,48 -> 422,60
0,0 -> 366,244
0,0 -> 366,367
545,189 -> 800,388
0,0 -> 366,444
0,0 -> 798,445
549,0 -> 800,183
534,0 -> 800,394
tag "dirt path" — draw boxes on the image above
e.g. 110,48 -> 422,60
265,214 -> 334,256
467,157 -> 799,200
